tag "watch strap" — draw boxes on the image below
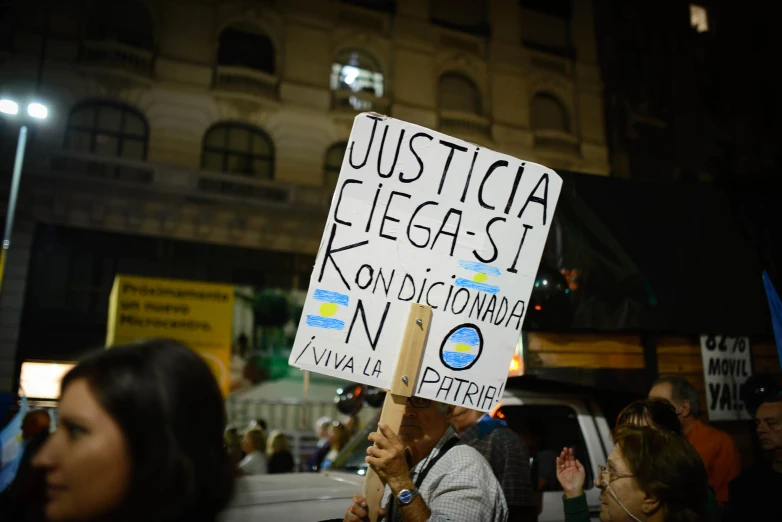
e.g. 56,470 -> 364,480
396,487 -> 420,506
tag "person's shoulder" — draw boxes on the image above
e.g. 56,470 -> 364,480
484,426 -> 528,451
238,454 -> 253,469
437,445 -> 505,499
711,424 -> 738,449
489,425 -> 525,444
444,445 -> 498,477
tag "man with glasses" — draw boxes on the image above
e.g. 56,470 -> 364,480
342,397 -> 508,522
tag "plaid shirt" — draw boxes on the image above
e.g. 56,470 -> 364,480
381,426 -> 508,521
457,415 -> 535,508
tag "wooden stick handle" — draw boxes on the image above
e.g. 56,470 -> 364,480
362,303 -> 432,522
362,393 -> 406,520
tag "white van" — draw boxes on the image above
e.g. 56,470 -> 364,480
221,386 -> 614,522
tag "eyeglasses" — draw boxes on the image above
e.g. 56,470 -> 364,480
597,465 -> 634,485
407,397 -> 432,409
599,466 -> 643,522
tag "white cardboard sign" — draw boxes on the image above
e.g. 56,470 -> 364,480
700,335 -> 753,421
289,114 -> 562,412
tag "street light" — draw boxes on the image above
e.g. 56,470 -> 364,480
0,98 -> 49,294
0,100 -> 19,115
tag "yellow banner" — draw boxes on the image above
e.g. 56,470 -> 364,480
106,275 -> 234,395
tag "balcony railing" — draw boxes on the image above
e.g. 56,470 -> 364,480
213,65 -> 278,100
81,40 -> 153,77
32,151 -> 329,212
438,109 -> 491,137
533,129 -> 581,157
49,153 -> 155,184
332,89 -> 389,115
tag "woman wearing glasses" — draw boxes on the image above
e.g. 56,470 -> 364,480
556,424 -> 708,522
557,399 -> 717,522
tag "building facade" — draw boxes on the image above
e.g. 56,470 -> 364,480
593,0 -> 780,183
0,0 -> 609,392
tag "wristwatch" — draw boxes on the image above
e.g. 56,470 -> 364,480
396,488 -> 421,506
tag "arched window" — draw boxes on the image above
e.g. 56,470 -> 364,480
324,142 -> 348,189
217,24 -> 275,75
85,0 -> 154,50
439,73 -> 482,115
531,93 -> 570,133
330,50 -> 384,96
201,123 -> 274,179
64,101 -> 149,160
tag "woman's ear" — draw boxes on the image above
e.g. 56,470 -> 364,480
641,494 -> 661,517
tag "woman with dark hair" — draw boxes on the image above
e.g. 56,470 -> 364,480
556,399 -> 717,522
615,398 -> 683,435
602,425 -> 708,521
32,339 -> 234,522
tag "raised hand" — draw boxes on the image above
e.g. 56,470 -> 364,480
556,447 -> 586,499
366,423 -> 413,493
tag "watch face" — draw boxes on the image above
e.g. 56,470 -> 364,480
398,489 -> 413,505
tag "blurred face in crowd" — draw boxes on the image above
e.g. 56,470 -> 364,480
400,398 -> 450,464
648,382 -> 689,420
596,445 -> 655,522
446,405 -> 479,433
756,402 -> 782,453
33,379 -> 131,522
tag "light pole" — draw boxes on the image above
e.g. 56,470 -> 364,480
0,99 -> 48,294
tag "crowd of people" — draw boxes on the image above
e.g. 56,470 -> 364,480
221,412 -> 361,477
223,419 -> 297,476
0,338 -> 779,522
341,376 -> 782,522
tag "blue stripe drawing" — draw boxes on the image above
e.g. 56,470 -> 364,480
458,260 -> 502,276
454,278 -> 500,294
449,326 -> 481,346
456,260 -> 502,294
306,316 -> 345,330
313,289 -> 350,306
307,288 -> 350,330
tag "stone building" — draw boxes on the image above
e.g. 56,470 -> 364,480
0,0 -> 608,391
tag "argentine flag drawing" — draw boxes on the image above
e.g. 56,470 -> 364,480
305,289 -> 350,330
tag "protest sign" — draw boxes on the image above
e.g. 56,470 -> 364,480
106,275 -> 234,395
700,335 -> 753,421
289,113 -> 562,412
